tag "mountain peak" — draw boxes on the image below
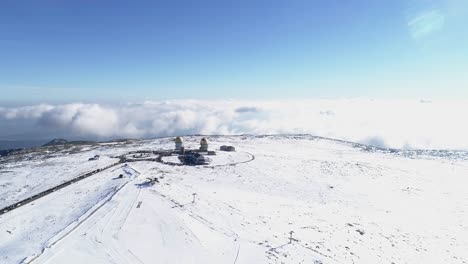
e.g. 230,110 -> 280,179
43,138 -> 68,147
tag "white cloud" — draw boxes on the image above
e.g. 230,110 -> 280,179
1,99 -> 467,150
408,10 -> 445,39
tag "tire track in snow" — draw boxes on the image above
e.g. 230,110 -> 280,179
23,181 -> 131,264
26,164 -> 141,264
87,184 -> 141,264
205,151 -> 255,168
1,161 -> 123,216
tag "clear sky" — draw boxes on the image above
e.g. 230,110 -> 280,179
1,0 -> 467,104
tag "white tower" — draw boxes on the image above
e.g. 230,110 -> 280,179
175,137 -> 184,152
200,138 -> 208,152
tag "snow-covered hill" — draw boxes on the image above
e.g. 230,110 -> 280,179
1,135 -> 467,264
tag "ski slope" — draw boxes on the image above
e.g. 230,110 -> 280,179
1,135 -> 468,263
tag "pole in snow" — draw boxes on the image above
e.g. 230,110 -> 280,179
192,193 -> 197,203
289,231 -> 295,244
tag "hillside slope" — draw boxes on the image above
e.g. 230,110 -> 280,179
1,135 -> 467,264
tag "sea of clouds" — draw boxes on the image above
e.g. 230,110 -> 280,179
1,99 -> 467,150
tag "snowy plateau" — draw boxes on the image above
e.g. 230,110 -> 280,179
0,135 -> 468,264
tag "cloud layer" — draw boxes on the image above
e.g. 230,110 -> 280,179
1,99 -> 467,150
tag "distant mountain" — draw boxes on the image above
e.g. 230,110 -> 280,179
0,148 -> 22,157
0,138 -> 98,153
43,138 -> 69,146
42,138 -> 97,147
0,139 -> 47,150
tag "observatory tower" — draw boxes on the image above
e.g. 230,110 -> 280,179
175,137 -> 184,152
199,138 -> 208,152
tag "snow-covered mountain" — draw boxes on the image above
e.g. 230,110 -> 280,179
1,135 -> 467,264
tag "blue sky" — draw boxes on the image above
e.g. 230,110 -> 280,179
1,0 -> 467,104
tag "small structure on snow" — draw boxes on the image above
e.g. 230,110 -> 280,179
220,145 -> 236,152
178,151 -> 211,165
